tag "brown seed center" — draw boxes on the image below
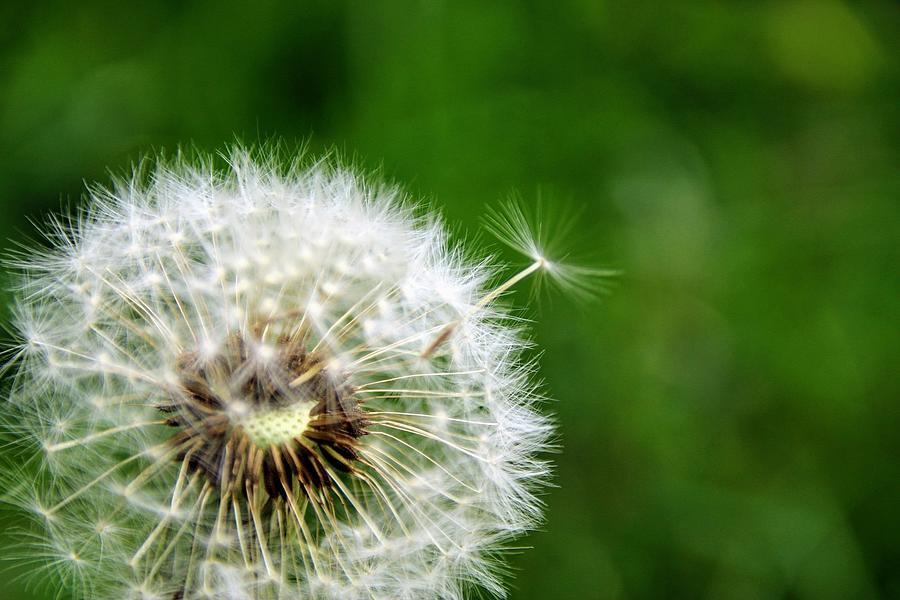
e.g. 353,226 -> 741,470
159,333 -> 367,500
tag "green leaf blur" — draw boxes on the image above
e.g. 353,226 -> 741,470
0,1 -> 897,599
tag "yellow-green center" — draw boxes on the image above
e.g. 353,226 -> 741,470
241,402 -> 315,447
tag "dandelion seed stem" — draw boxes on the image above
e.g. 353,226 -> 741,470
246,483 -> 277,578
47,451 -> 145,515
355,369 -> 484,388
45,420 -> 168,453
129,462 -> 199,568
476,258 -> 545,310
422,259 -> 545,358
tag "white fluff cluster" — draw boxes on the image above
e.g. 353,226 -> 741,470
2,150 -> 557,599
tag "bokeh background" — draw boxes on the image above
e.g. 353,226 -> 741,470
0,1 -> 898,599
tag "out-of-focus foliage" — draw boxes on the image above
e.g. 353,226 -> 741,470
0,1 -> 897,599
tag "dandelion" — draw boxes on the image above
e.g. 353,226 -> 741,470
1,148 -> 598,599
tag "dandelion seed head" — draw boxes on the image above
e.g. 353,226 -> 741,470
0,147 -> 586,599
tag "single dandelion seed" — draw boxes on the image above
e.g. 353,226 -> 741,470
1,147 -> 605,600
483,200 -> 619,300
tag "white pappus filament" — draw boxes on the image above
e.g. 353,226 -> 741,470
0,149 -> 589,600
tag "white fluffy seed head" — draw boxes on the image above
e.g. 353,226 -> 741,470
0,148 -> 586,599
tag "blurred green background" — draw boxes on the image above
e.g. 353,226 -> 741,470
0,1 -> 897,599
